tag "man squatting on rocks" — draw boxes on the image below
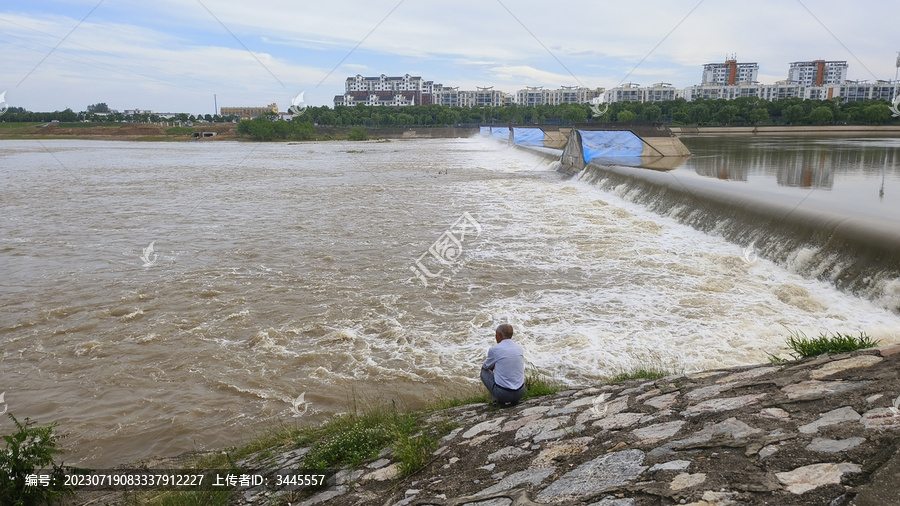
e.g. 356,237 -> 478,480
480,323 -> 526,406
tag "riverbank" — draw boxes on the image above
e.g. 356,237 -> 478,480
0,123 -> 479,141
4,123 -> 899,142
69,344 -> 900,505
670,125 -> 900,136
0,122 -> 239,141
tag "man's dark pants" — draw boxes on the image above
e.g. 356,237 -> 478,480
480,368 -> 525,405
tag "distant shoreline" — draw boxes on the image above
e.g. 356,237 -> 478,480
2,123 -> 899,142
671,125 -> 900,136
0,123 -> 482,141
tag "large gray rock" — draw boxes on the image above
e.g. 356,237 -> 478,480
631,420 -> 685,444
536,449 -> 647,502
775,462 -> 861,494
487,446 -> 531,462
805,437 -> 865,453
809,355 -> 882,380
860,408 -> 900,429
780,380 -> 869,401
797,406 -> 861,434
684,394 -> 767,416
476,467 -> 556,496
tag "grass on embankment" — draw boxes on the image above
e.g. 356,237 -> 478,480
128,370 -> 560,505
607,367 -> 671,383
0,122 -> 43,130
604,352 -> 678,384
768,329 -> 879,362
603,329 -> 880,382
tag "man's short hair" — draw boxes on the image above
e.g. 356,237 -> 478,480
496,323 -> 514,340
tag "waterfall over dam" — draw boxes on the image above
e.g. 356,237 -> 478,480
482,126 -> 900,313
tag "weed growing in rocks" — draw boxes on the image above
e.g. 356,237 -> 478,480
608,367 -> 670,383
771,330 -> 880,361
79,370 -> 564,505
299,405 -> 448,479
302,412 -> 395,470
522,367 -> 560,400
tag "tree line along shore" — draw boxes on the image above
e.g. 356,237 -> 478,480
2,95 -> 899,140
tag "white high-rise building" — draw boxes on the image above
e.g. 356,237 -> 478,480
701,60 -> 759,85
605,82 -> 677,103
515,86 -> 605,106
787,60 -> 848,86
334,74 -> 432,107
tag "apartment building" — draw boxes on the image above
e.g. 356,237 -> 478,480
827,80 -> 898,101
459,87 -> 506,107
220,103 -> 278,117
333,74 -> 603,108
701,60 -> 759,85
787,60 -> 848,86
334,74 -> 432,107
682,82 -> 806,101
432,85 -> 460,107
605,82 -> 678,103
515,86 -> 604,106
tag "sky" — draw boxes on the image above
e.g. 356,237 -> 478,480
0,0 -> 898,115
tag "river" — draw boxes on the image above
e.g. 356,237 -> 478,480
1,136 -> 898,467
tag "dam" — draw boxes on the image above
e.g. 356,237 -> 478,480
481,125 -> 900,313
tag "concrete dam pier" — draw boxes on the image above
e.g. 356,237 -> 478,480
479,124 -> 692,173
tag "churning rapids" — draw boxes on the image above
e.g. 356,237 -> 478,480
1,137 -> 899,468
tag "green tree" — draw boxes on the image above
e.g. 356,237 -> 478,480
562,105 -> 588,124
688,103 -> 710,124
748,108 -> 769,125
437,109 -> 460,126
782,105 -> 806,124
715,105 -> 739,125
808,106 -> 834,125
671,111 -> 689,124
86,102 -> 109,113
347,126 -> 368,140
863,104 -> 891,124
616,110 -> 636,123
290,120 -> 315,140
642,104 -> 662,123
53,108 -> 77,122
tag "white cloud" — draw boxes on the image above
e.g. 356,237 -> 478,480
2,0 -> 897,112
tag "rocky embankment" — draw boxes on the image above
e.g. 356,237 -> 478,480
249,345 -> 900,506
75,345 -> 900,505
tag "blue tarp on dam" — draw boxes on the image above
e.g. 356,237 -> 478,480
578,129 -> 644,161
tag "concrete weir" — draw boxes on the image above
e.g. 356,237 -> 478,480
479,124 -> 691,173
559,124 -> 692,174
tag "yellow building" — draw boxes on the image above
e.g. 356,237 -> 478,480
220,103 -> 278,118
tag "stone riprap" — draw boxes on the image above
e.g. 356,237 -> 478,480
85,345 -> 900,505
261,347 -> 900,505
